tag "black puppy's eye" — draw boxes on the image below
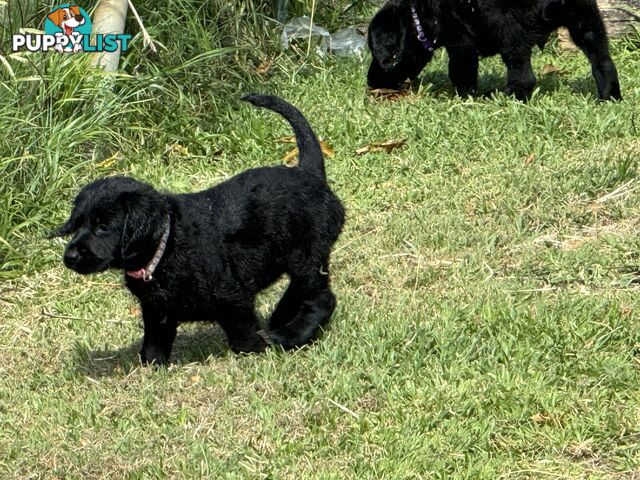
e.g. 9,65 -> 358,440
94,224 -> 109,236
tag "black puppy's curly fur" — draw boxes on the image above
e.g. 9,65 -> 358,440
51,95 -> 345,365
368,0 -> 621,101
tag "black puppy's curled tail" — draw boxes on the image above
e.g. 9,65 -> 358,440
241,94 -> 326,181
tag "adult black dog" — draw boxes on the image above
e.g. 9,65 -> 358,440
367,0 -> 621,101
51,95 -> 345,365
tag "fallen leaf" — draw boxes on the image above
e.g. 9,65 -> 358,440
282,140 -> 335,166
320,140 -> 335,158
524,153 -> 536,166
530,413 -> 552,423
620,306 -> 632,317
283,148 -> 299,167
356,138 -> 406,155
190,375 -> 201,384
96,152 -> 121,169
369,87 -> 402,95
567,440 -> 594,459
368,82 -> 412,101
129,306 -> 141,317
165,143 -> 189,157
255,60 -> 273,75
542,63 -> 567,76
276,136 -> 296,144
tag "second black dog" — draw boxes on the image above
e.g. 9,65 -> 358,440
51,95 -> 345,365
367,0 -> 621,101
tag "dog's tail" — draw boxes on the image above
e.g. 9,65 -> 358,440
241,94 -> 326,181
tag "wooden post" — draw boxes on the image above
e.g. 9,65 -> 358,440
559,0 -> 640,49
598,0 -> 640,37
91,0 -> 129,72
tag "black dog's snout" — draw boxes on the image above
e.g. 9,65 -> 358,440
63,248 -> 80,266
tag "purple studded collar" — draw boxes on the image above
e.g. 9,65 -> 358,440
410,3 -> 436,52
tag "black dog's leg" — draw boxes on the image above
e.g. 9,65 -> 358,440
566,17 -> 621,100
447,46 -> 479,97
269,277 -> 306,330
501,49 -> 536,101
270,265 -> 337,350
217,303 -> 268,354
140,310 -> 177,366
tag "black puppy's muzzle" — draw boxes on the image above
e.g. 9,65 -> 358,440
63,245 -> 92,273
63,242 -> 110,274
63,248 -> 80,267
380,53 -> 401,72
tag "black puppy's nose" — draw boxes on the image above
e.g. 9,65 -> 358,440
64,249 -> 80,264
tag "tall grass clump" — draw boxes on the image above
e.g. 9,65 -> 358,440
278,0 -> 373,29
0,0 -> 292,279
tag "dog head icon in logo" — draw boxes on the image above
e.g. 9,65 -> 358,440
44,5 -> 92,52
11,4 -> 130,54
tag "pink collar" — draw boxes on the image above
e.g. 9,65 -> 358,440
126,218 -> 170,282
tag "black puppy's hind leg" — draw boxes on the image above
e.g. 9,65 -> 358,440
501,48 -> 536,101
565,9 -> 621,100
270,264 -> 337,350
447,46 -> 479,97
217,302 -> 268,354
269,278 -> 306,330
140,309 -> 177,366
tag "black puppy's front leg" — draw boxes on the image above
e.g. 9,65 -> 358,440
217,303 -> 268,354
447,46 -> 479,97
140,309 -> 177,366
501,49 -> 536,101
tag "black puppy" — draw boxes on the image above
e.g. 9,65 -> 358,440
367,0 -> 621,101
51,95 -> 345,365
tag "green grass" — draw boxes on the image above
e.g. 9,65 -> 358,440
2,1 -> 640,477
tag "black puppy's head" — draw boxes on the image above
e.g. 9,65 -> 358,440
367,0 -> 434,89
50,176 -> 168,275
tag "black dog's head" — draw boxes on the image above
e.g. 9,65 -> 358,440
367,0 -> 435,89
50,176 -> 168,275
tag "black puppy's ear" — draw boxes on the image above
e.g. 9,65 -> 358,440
119,190 -> 166,264
368,3 -> 406,71
47,212 -> 78,239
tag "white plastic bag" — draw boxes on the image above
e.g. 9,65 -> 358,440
330,27 -> 366,59
281,16 -> 331,56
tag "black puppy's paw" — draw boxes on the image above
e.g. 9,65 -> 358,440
229,334 -> 269,355
270,328 -> 304,351
499,85 -> 532,102
140,346 -> 169,367
270,325 -> 321,351
454,86 -> 476,98
598,81 -> 622,102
